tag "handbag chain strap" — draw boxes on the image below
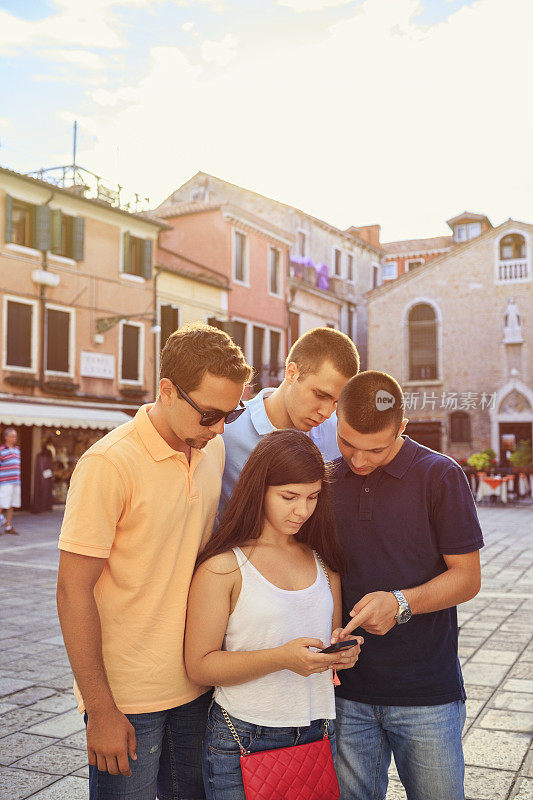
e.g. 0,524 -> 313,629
219,551 -> 333,752
221,707 -> 251,755
315,551 -> 342,692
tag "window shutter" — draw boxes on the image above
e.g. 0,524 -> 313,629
51,210 -> 62,254
143,239 -> 153,279
5,195 -> 13,243
46,308 -> 70,373
7,301 -> 32,368
122,231 -> 131,273
160,304 -> 179,349
121,324 -> 140,381
34,205 -> 52,251
219,321 -> 246,352
72,216 -> 85,261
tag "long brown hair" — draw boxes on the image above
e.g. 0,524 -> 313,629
197,429 -> 343,573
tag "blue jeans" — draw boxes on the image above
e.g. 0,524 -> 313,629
203,702 -> 337,800
335,697 -> 467,800
85,690 -> 212,800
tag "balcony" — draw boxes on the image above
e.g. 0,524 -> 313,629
328,276 -> 346,298
497,259 -> 529,283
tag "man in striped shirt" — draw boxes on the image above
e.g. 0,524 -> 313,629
0,427 -> 22,535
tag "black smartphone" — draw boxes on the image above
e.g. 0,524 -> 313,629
319,639 -> 356,654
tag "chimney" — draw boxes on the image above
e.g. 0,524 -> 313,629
348,224 -> 381,248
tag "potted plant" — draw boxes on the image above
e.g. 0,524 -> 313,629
509,440 -> 532,471
467,448 -> 497,473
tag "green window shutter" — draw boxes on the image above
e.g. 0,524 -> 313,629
34,205 -> 51,251
123,231 -> 131,273
5,194 -> 13,243
143,239 -> 153,279
51,209 -> 62,254
72,216 -> 85,261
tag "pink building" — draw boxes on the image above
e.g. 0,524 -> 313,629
155,201 -> 293,392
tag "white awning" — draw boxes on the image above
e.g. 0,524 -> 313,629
0,400 -> 132,430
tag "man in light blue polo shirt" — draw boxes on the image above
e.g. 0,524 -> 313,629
220,327 -> 360,511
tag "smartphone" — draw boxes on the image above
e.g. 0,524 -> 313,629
319,639 -> 356,654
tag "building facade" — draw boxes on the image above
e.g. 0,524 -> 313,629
367,217 -> 532,463
381,211 -> 493,283
158,172 -> 384,368
155,245 -> 230,366
155,200 -> 291,392
0,167 -> 162,508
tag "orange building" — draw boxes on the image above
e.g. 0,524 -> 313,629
0,166 -> 164,508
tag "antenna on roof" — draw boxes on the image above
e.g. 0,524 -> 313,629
73,120 -> 77,169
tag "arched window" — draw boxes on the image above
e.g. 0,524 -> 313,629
499,234 -> 526,260
408,303 -> 437,380
450,411 -> 471,444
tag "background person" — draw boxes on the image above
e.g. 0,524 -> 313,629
57,323 -> 252,800
0,427 -> 22,535
219,327 -> 360,512
185,429 -> 362,800
331,370 -> 483,800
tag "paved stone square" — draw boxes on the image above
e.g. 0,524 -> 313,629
0,505 -> 531,799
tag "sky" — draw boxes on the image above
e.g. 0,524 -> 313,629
0,0 -> 531,242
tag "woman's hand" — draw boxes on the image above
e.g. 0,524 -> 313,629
329,628 -> 364,671
277,638 -> 338,677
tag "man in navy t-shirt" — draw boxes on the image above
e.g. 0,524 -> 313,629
331,370 -> 483,800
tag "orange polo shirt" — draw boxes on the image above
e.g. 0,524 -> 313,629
59,404 -> 224,714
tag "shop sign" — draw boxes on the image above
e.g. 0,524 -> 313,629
80,352 -> 115,380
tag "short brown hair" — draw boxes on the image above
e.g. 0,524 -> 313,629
337,370 -> 404,433
286,327 -> 359,379
160,322 -> 252,392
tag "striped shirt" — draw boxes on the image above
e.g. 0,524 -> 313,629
0,447 -> 21,485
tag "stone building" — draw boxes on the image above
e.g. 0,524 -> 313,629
0,165 -> 163,507
381,212 -> 493,283
158,172 -> 384,368
367,216 -> 532,462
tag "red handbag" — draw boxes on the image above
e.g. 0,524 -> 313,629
221,707 -> 340,800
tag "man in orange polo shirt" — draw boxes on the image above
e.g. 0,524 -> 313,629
57,323 -> 252,800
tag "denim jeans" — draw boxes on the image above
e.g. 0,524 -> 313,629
335,696 -> 467,800
203,702 -> 337,800
85,690 -> 212,800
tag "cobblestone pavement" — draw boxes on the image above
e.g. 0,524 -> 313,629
0,506 -> 531,799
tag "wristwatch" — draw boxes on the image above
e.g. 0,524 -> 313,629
392,590 -> 412,624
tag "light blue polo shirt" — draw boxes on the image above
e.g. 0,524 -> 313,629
220,388 -> 340,513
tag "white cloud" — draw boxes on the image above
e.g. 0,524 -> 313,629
46,49 -> 106,70
89,86 -> 140,107
277,0 -> 356,11
175,0 -> 226,11
201,33 -> 238,65
0,7 -> 123,51
70,0 -> 532,239
182,21 -> 195,32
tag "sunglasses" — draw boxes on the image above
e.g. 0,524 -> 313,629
170,380 -> 246,427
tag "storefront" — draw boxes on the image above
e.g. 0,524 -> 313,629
0,400 -> 133,511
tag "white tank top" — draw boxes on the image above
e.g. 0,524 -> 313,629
213,546 -> 336,727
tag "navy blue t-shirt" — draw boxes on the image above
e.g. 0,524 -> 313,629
331,436 -> 484,707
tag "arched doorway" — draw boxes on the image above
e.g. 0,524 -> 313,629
491,382 -> 533,465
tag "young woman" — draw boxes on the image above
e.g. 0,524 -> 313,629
185,429 -> 362,800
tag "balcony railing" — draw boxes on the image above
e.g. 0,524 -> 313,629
498,259 -> 529,282
25,164 -> 151,214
